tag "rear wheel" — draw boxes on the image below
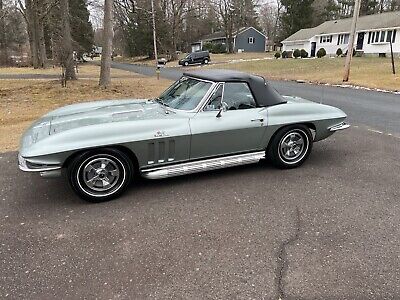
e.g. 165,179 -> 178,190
267,125 -> 313,169
203,58 -> 209,64
68,148 -> 133,202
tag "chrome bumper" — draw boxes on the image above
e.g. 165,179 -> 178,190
18,154 -> 62,177
328,122 -> 350,132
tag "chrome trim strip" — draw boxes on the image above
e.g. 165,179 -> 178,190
19,164 -> 62,173
18,154 -> 62,173
141,151 -> 265,180
329,122 -> 350,132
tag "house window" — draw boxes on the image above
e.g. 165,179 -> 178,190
368,29 -> 397,44
375,31 -> 380,43
320,35 -> 332,43
380,31 -> 386,42
387,31 -> 392,42
337,34 -> 349,45
248,37 -> 254,44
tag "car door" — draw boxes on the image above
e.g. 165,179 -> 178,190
192,52 -> 200,64
189,82 -> 267,159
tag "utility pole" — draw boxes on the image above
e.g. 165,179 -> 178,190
390,40 -> 396,75
343,0 -> 361,82
150,0 -> 159,79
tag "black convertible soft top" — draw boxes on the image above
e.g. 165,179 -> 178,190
183,69 -> 287,107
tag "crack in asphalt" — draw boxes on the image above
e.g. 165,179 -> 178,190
275,207 -> 302,300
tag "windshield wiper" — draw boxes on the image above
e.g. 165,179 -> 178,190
155,97 -> 170,107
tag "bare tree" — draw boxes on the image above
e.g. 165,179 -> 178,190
259,0 -> 282,49
99,0 -> 113,88
0,0 -> 6,65
60,0 -> 76,80
215,0 -> 235,53
17,0 -> 59,68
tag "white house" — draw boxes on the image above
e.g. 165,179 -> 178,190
281,11 -> 400,57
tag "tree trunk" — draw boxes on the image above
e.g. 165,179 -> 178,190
25,0 -> 40,68
0,0 -> 7,65
99,0 -> 114,88
60,0 -> 76,80
38,18 -> 47,67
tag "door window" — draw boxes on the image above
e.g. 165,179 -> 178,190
204,85 -> 223,111
223,82 -> 256,110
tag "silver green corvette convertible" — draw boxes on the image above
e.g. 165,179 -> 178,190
19,70 -> 349,202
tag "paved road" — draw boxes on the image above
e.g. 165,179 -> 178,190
1,127 -> 400,299
0,74 -> 61,80
107,61 -> 400,135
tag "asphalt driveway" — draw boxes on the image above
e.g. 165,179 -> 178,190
1,126 -> 399,299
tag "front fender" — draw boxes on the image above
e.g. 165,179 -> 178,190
20,118 -> 191,168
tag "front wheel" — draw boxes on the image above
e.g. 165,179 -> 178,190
68,148 -> 133,202
203,58 -> 209,64
267,125 -> 313,169
184,61 -> 189,66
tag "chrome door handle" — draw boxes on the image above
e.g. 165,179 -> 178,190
251,118 -> 264,122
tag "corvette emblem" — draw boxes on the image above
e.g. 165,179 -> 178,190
154,130 -> 168,138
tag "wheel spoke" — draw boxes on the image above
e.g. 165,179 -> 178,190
101,160 -> 110,169
86,176 -> 99,187
84,165 -> 96,174
109,169 -> 119,177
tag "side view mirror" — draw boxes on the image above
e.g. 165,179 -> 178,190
216,102 -> 228,118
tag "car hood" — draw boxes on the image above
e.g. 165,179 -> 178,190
283,95 -> 315,103
48,99 -> 169,135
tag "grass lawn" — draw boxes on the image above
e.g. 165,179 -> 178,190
115,52 -> 276,67
0,64 -> 136,78
113,56 -> 156,67
209,52 -> 275,63
0,65 -> 172,152
209,56 -> 400,91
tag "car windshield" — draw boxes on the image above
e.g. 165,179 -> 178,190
157,77 -> 212,110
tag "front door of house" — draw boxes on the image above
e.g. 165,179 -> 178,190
356,32 -> 365,50
310,42 -> 317,57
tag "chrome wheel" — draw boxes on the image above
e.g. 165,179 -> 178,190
69,149 -> 133,202
76,154 -> 127,198
82,158 -> 120,192
278,129 -> 309,164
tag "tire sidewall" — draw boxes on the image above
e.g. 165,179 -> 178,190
268,125 -> 313,169
68,149 -> 133,202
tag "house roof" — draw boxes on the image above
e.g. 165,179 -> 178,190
282,10 -> 400,42
201,30 -> 227,41
199,27 -> 266,42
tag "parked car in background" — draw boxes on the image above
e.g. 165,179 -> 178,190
179,51 -> 210,66
18,70 -> 349,203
